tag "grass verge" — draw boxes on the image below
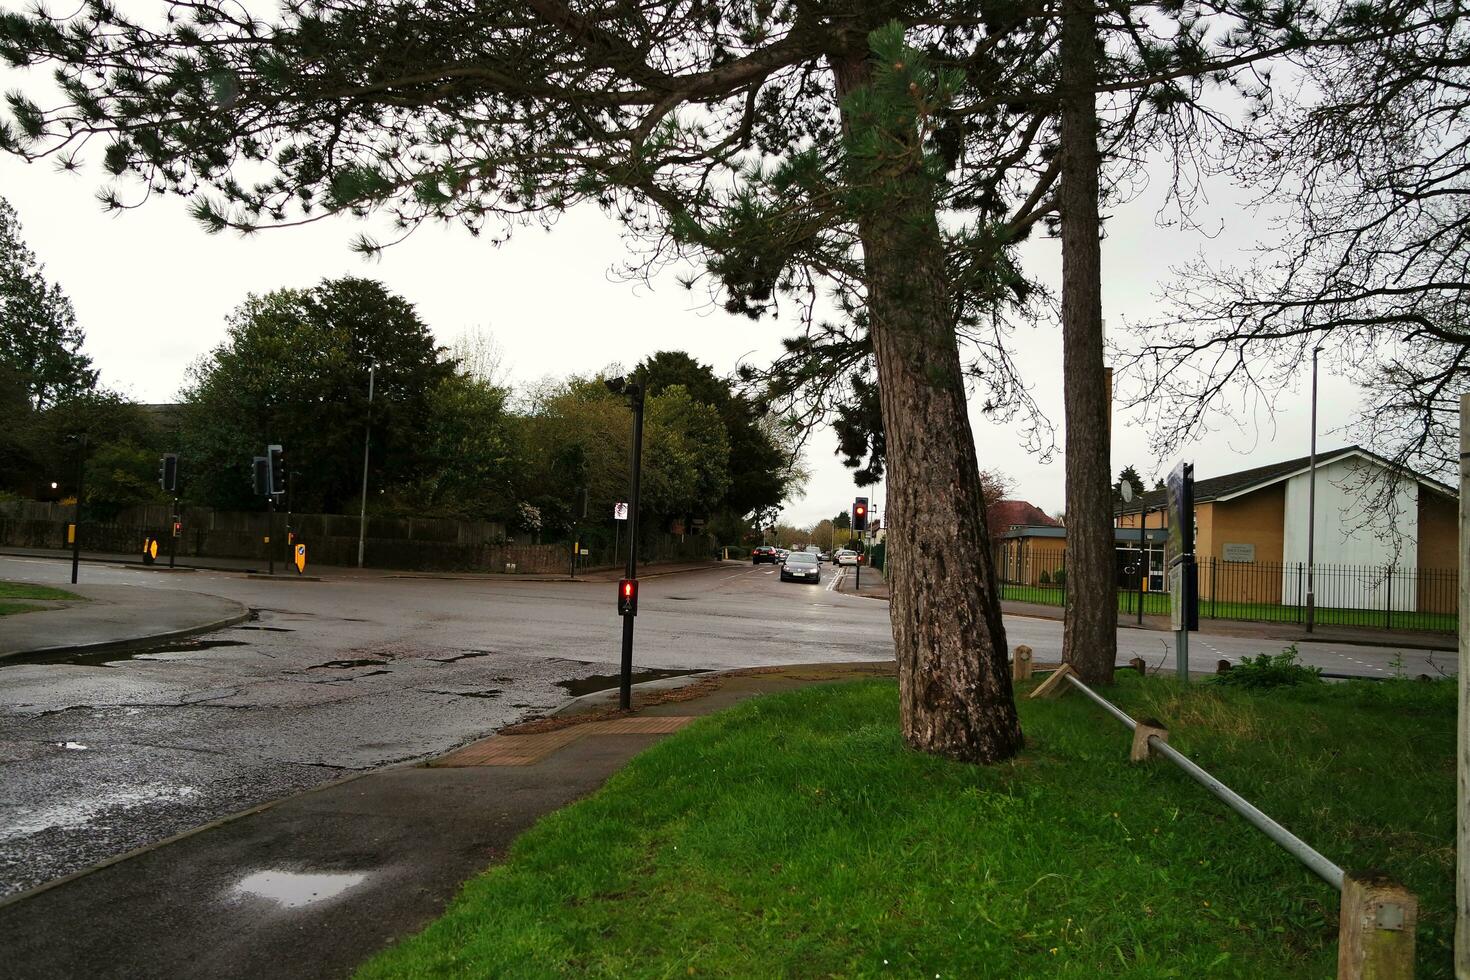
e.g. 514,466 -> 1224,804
361,675 -> 1453,978
0,581 -> 82,617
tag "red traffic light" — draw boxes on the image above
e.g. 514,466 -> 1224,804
855,505 -> 866,516
617,578 -> 639,616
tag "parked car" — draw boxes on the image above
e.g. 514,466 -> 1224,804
836,550 -> 859,566
751,546 -> 779,564
779,551 -> 821,583
818,551 -> 832,563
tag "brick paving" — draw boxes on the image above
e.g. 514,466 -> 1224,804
432,715 -> 697,767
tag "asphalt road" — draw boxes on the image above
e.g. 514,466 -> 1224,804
0,555 -> 1453,898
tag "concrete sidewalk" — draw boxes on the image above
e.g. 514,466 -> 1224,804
0,662 -> 894,980
0,581 -> 249,660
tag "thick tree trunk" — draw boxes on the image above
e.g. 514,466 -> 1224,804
832,51 -> 1024,764
1058,0 -> 1117,684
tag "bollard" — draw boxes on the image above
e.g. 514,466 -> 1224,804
1012,645 -> 1033,681
1127,656 -> 1146,677
1217,659 -> 1233,675
1337,871 -> 1417,980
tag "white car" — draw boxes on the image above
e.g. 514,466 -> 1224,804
836,550 -> 859,566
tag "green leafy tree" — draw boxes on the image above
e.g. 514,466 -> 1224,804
833,510 -> 852,532
632,350 -> 792,521
0,196 -> 95,409
179,277 -> 454,511
416,372 -> 518,521
519,376 -> 728,546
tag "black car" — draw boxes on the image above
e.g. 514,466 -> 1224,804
751,546 -> 779,564
779,551 -> 821,583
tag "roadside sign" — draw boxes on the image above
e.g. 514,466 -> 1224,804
294,543 -> 307,574
66,523 -> 75,545
614,502 -> 629,521
580,548 -> 589,556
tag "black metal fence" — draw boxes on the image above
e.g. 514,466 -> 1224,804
993,545 -> 1458,633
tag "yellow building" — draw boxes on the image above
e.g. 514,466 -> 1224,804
1117,446 -> 1458,614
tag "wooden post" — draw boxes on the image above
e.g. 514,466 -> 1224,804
1012,644 -> 1033,681
1129,722 -> 1168,763
1127,656 -> 1146,677
1029,663 -> 1075,700
1458,392 -> 1469,975
1338,871 -> 1417,980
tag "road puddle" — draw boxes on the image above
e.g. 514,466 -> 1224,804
305,659 -> 386,670
556,668 -> 707,697
232,870 -> 368,909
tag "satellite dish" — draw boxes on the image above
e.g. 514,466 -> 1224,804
1121,482 -> 1134,504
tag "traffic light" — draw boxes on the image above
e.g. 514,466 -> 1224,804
158,453 -> 179,493
266,444 -> 285,496
853,496 -> 868,532
617,578 -> 638,616
252,456 -> 269,497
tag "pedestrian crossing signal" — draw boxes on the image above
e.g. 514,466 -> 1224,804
617,578 -> 638,616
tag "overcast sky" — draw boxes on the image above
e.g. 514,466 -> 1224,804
0,64 -> 1365,529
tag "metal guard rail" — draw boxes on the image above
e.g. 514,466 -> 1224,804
1061,672 -> 1346,891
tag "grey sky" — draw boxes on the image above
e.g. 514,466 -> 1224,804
0,64 -> 1365,529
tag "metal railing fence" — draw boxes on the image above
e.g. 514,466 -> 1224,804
992,545 -> 1458,633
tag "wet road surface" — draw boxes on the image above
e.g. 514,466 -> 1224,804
0,555 -> 1452,897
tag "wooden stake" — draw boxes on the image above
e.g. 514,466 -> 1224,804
1028,663 -> 1075,700
1012,644 -> 1033,681
1338,871 -> 1417,980
1130,722 -> 1168,763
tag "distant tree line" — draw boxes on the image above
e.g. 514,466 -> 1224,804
0,200 -> 799,539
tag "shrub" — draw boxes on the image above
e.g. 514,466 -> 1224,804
1212,644 -> 1323,690
1038,569 -> 1051,585
1052,567 -> 1066,586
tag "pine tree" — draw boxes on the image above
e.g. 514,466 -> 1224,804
0,196 -> 95,409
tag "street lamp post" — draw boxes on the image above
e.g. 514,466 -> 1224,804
357,364 -> 375,569
1306,344 -> 1323,632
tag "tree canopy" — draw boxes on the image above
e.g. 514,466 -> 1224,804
179,276 -> 455,512
0,195 -> 94,410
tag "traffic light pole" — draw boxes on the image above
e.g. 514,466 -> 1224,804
267,497 -> 276,576
70,434 -> 86,584
169,495 -> 178,569
619,386 -> 645,711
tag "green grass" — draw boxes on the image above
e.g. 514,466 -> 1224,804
360,676 -> 1454,978
1000,584 -> 1456,633
0,581 -> 81,616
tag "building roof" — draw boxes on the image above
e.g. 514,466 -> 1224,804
1116,445 -> 1457,515
988,499 -> 1057,532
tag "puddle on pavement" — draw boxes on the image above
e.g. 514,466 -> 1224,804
306,659 -> 387,670
7,639 -> 248,668
556,668 -> 708,697
233,870 -> 369,909
429,688 -> 502,699
234,625 -> 294,633
429,650 -> 491,664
